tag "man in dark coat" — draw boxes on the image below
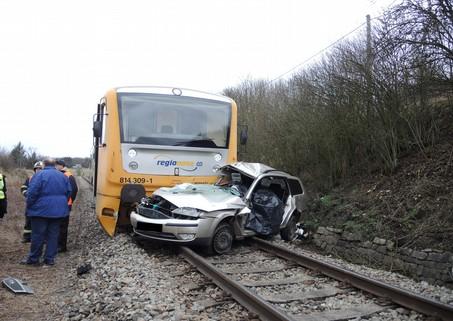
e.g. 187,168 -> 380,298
55,159 -> 78,252
22,158 -> 72,266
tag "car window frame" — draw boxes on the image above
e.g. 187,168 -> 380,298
244,174 -> 289,204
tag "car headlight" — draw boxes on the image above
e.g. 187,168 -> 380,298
171,207 -> 202,218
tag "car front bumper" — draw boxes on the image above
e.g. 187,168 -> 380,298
130,211 -> 214,246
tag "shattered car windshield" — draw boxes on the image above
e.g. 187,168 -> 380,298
214,169 -> 250,197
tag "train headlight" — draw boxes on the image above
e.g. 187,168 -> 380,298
128,149 -> 137,158
129,161 -> 138,170
214,153 -> 222,162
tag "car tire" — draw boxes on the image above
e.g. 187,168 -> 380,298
280,211 -> 300,242
211,223 -> 234,254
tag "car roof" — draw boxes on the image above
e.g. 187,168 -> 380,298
223,162 -> 279,178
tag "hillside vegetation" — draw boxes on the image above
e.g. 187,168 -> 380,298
225,0 -> 453,251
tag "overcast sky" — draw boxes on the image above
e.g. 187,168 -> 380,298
0,0 -> 395,158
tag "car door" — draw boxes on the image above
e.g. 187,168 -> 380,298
242,175 -> 288,235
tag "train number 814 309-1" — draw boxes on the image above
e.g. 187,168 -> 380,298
119,177 -> 151,184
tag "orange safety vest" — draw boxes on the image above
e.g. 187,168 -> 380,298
64,171 -> 73,206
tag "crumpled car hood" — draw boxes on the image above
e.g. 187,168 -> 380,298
225,162 -> 275,178
154,183 -> 245,212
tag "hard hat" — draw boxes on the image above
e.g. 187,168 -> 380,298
33,161 -> 44,170
55,159 -> 66,167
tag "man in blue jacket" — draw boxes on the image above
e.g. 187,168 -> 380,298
21,158 -> 72,266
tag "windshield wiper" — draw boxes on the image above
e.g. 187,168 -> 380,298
176,138 -> 218,148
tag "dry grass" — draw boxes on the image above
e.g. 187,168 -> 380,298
0,167 -> 29,239
0,169 -> 90,321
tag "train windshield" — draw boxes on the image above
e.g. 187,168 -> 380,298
118,93 -> 231,148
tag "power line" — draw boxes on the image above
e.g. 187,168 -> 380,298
269,0 -> 401,83
269,22 -> 366,83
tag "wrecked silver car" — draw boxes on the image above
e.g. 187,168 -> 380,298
130,162 -> 305,254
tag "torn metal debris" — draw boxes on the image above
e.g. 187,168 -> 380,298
2,276 -> 34,294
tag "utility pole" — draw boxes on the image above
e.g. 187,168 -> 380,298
366,14 -> 373,114
366,14 -> 372,66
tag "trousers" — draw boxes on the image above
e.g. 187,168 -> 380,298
58,216 -> 70,250
23,216 -> 32,241
0,199 -> 7,218
29,217 -> 62,263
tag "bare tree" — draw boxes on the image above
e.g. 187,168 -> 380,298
382,0 -> 453,75
10,142 -> 27,168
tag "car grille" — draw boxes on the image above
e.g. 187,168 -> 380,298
137,206 -> 170,219
137,205 -> 198,220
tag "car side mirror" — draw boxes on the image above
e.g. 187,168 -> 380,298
93,120 -> 102,138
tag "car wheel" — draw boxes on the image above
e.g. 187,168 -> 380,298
280,212 -> 299,242
212,223 -> 234,254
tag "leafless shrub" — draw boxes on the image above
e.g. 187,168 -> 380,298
0,147 -> 14,171
224,0 -> 453,191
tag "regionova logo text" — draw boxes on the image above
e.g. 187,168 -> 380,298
155,155 -> 203,172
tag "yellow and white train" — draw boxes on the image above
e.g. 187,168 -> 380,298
92,87 -> 244,236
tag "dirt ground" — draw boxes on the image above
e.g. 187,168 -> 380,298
0,172 -> 91,321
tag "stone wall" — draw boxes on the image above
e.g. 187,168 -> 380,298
312,226 -> 453,286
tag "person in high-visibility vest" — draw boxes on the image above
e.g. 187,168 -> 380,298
0,173 -> 7,219
20,161 -> 44,242
55,159 -> 78,253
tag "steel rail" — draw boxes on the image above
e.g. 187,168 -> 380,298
179,246 -> 296,321
252,237 -> 453,321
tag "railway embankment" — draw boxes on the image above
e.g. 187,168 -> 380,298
312,226 -> 453,287
303,139 -> 453,288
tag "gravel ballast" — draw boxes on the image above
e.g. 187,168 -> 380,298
43,179 -> 453,320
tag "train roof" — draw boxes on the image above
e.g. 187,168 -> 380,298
114,86 -> 232,103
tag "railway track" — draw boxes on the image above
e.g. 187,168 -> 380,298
179,238 -> 453,321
